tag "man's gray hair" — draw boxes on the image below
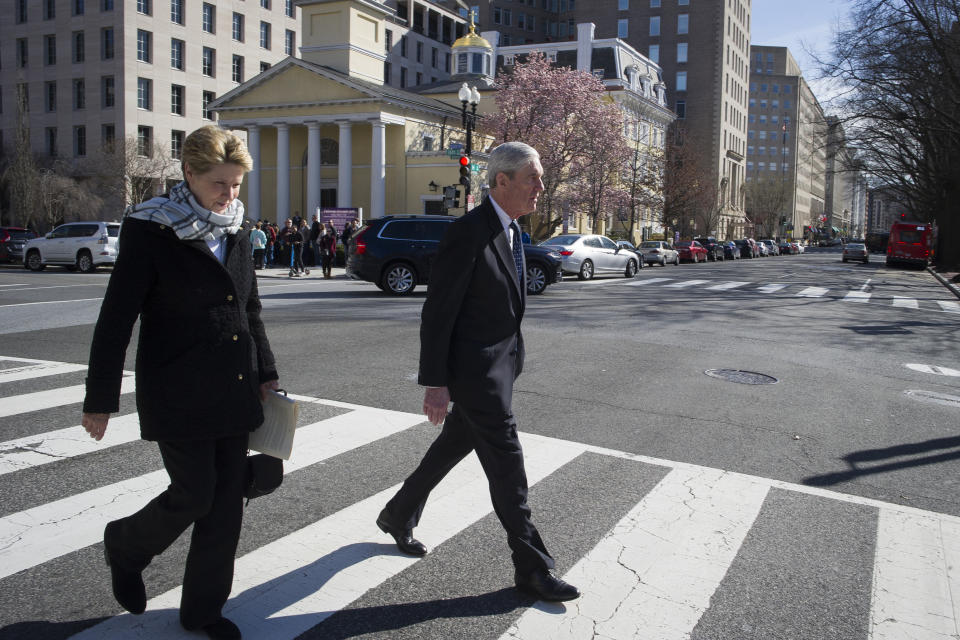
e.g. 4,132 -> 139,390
487,142 -> 540,188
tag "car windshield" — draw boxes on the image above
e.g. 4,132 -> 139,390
846,243 -> 865,250
541,236 -> 578,246
107,225 -> 120,237
675,241 -> 691,247
639,242 -> 660,249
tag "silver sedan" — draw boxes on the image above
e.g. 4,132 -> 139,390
638,240 -> 680,266
539,234 -> 640,280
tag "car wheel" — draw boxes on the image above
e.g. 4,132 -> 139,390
578,259 -> 594,280
659,257 -> 666,267
25,250 -> 45,272
77,250 -> 96,273
381,262 -> 417,295
527,263 -> 548,295
674,255 -> 680,266
624,259 -> 637,278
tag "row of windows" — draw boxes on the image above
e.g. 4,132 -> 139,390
749,114 -> 791,125
9,79 -> 216,120
750,83 -> 793,94
749,98 -> 793,110
40,124 -> 186,161
648,14 -> 689,37
385,31 -> 451,71
17,0 -> 294,23
746,162 -> 790,173
748,130 -> 791,141
747,146 -> 791,156
384,63 -> 442,89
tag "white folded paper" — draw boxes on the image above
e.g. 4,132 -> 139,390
248,390 -> 298,460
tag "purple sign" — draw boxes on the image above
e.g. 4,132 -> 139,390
319,207 -> 360,232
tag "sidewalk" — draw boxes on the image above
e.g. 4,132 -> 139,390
929,265 -> 960,299
255,265 -> 349,281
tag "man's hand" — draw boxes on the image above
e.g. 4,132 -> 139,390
423,386 -> 450,426
260,379 -> 281,401
81,412 -> 110,441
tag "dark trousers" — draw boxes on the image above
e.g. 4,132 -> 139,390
253,248 -> 265,269
384,403 -> 554,574
107,433 -> 248,629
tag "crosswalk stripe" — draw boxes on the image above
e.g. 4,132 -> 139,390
755,283 -> 789,293
0,413 -> 141,475
0,376 -> 135,419
844,290 -> 872,303
68,433 -> 586,640
706,281 -> 751,290
892,296 -> 919,309
0,357 -> 88,383
796,287 -> 829,297
624,277 -> 673,287
936,300 -> 959,313
0,405 -> 425,580
501,467 -> 769,640
663,279 -> 710,289
868,510 -> 960,639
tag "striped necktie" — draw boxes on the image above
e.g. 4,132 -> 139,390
510,221 -> 524,283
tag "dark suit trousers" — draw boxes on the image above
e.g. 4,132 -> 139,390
107,433 -> 248,628
384,403 -> 554,574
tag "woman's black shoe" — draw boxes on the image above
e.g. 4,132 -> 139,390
376,509 -> 428,556
201,616 -> 242,640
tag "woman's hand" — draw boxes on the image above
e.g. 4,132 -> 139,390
81,412 -> 110,441
259,379 -> 281,401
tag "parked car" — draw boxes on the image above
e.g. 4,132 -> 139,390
23,221 -> 120,272
759,239 -> 780,256
675,240 -> 709,263
539,234 -> 640,280
693,237 -> 724,261
721,241 -> 741,260
0,227 -> 37,264
638,240 -> 680,266
777,239 -> 796,255
842,242 -> 869,263
734,238 -> 757,258
756,241 -> 769,257
794,241 -> 805,254
522,243 -> 564,295
616,240 -> 645,269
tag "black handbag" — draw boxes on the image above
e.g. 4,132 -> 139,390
243,453 -> 283,503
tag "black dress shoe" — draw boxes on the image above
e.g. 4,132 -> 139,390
515,568 -> 581,602
200,616 -> 242,640
376,509 -> 427,556
103,522 -> 147,615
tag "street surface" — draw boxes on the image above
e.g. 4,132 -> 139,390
1,247 -> 959,639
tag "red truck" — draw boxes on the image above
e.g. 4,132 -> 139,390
886,221 -> 936,267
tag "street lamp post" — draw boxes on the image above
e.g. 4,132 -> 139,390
458,82 -> 480,157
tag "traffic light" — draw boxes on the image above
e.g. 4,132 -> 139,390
458,155 -> 471,195
900,213 -> 906,220
443,186 -> 457,210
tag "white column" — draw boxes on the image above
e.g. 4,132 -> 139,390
246,125 -> 261,221
370,120 -> 386,218
307,122 -> 321,217
275,123 -> 290,221
337,121 -> 353,207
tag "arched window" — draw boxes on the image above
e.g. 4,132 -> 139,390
321,138 -> 338,165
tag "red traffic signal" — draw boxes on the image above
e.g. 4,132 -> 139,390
459,155 -> 469,167
459,155 -> 470,187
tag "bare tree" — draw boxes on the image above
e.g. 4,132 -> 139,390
662,131 -> 717,240
80,136 -> 179,212
1,86 -> 38,229
622,121 -> 666,241
33,164 -> 104,230
745,173 -> 789,239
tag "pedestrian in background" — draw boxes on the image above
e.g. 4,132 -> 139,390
310,214 -> 323,269
319,222 -> 337,279
277,218 -> 298,275
81,125 -> 280,640
298,220 -> 311,274
341,218 -> 358,263
264,221 -> 277,267
251,221 -> 267,269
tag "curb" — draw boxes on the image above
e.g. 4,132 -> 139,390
928,267 -> 960,300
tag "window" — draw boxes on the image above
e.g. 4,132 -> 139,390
137,126 -> 152,157
171,38 -> 184,70
260,0 -> 270,8
44,35 -> 57,65
232,55 -> 244,83
171,84 -> 184,115
649,45 -> 659,63
171,130 -> 184,159
136,0 -> 150,14
385,29 -> 393,52
233,13 -> 244,41
285,0 -> 294,18
74,126 -> 86,156
679,0 -> 688,4
676,71 -> 687,91
45,82 -> 57,112
416,42 -> 423,63
650,0 -> 660,6
101,124 -> 116,150
202,47 -> 215,76
757,146 -> 765,154
73,78 -> 85,109
650,16 -> 660,36
416,72 -> 422,85
400,36 -> 407,58
285,30 -> 295,55
73,0 -> 84,15
202,3 -> 215,33
618,0 -> 629,8
101,75 -> 114,107
783,85 -> 792,94
675,100 -> 685,118
102,0 -> 114,10
16,0 -> 26,22
260,21 -> 270,49
202,91 -> 215,120
137,30 -> 152,63
445,52 -> 451,72
171,0 -> 183,24
771,84 -> 779,93
618,19 -> 628,38
45,128 -> 58,156
677,42 -> 687,63
678,14 -> 688,34
431,47 -> 438,68
759,114 -> 766,123
72,31 -> 85,63
137,77 -> 152,110
17,39 -> 28,68
101,27 -> 114,59
760,83 -> 767,92
259,61 -> 269,72
400,67 -> 407,88
384,61 -> 392,84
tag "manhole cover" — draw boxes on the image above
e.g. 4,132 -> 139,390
704,369 -> 779,385
904,390 -> 960,409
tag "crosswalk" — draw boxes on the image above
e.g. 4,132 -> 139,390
610,277 -> 960,313
3,356 -> 960,639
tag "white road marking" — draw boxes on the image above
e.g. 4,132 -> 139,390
622,277 -> 673,287
868,511 -> 960,640
796,287 -> 829,297
755,283 -> 789,293
0,297 -> 103,308
844,290 -> 872,303
905,363 -> 960,377
0,405 -> 426,580
0,376 -> 136,419
0,360 -> 88,383
663,279 -> 710,289
860,278 -> 873,292
501,468 -> 769,640
937,300 -> 960,313
892,296 -> 919,309
706,281 -> 751,291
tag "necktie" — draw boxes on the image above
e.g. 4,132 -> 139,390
510,221 -> 524,284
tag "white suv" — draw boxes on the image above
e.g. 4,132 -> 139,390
23,221 -> 121,273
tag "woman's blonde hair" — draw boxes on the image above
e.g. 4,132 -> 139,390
182,125 -> 253,175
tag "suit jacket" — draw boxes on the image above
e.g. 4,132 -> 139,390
418,198 -> 526,416
83,217 -> 278,441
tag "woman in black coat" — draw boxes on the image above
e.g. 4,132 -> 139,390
81,125 -> 279,640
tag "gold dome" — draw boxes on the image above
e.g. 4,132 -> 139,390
452,16 -> 492,50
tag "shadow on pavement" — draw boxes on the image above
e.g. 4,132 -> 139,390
804,435 -> 960,486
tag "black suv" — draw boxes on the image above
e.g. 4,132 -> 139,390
693,236 -> 724,261
346,215 -> 562,295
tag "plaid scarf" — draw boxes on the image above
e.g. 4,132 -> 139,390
125,181 -> 244,243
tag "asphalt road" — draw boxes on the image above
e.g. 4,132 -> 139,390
0,247 -> 958,640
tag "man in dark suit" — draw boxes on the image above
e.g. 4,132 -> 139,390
376,142 -> 579,602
